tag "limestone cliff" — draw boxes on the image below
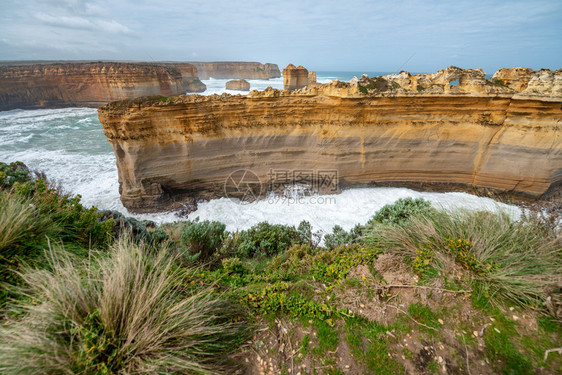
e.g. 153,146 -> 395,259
189,62 -> 281,79
0,62 -> 206,111
99,67 -> 562,213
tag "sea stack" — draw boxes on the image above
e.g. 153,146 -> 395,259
308,71 -> 317,85
226,78 -> 250,91
283,64 -> 309,90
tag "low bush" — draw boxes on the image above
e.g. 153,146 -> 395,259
1,162 -> 115,250
180,218 -> 227,261
0,162 -> 32,189
0,237 -> 250,374
324,224 -> 366,248
234,221 -> 317,258
370,198 -> 435,226
101,210 -> 169,246
19,179 -> 114,248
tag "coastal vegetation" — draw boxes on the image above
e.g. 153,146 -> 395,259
0,161 -> 560,374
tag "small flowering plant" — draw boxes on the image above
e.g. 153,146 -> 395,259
446,238 -> 497,275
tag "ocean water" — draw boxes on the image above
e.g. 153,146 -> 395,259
0,73 -> 520,235
200,71 -> 394,95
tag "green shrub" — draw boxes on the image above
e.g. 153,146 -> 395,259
100,210 -> 168,246
235,221 -> 314,258
324,224 -> 366,248
180,218 -> 227,260
222,257 -> 248,275
1,166 -> 115,250
264,243 -> 378,284
0,161 -> 32,189
0,237 -> 250,374
26,179 -> 114,248
296,220 -> 321,247
370,198 -> 435,226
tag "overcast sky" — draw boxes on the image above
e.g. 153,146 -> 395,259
0,0 -> 560,73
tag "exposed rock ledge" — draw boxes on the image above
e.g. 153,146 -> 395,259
98,67 -> 562,213
0,62 -> 206,111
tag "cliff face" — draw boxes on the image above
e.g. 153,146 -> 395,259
190,62 -> 281,79
0,62 -> 206,110
99,67 -> 562,213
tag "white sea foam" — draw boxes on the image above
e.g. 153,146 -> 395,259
0,76 -> 522,233
197,76 -> 284,96
188,188 -> 519,236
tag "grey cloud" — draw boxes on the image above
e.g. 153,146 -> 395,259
34,12 -> 131,34
0,0 -> 560,72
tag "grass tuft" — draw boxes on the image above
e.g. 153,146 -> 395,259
0,190 -> 42,252
0,236 -> 249,374
369,209 -> 562,312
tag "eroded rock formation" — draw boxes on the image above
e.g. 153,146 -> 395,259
492,68 -> 562,96
99,67 -> 562,213
371,66 -> 505,94
0,62 -> 206,110
189,62 -> 280,79
226,79 -> 250,91
283,64 -> 309,90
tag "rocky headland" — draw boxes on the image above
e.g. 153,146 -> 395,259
189,62 -> 281,79
0,62 -> 206,111
98,66 -> 562,213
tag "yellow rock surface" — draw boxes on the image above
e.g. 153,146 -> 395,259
98,68 -> 562,212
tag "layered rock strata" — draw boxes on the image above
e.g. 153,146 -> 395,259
189,62 -> 280,79
99,67 -> 562,213
226,79 -> 250,91
283,64 -> 309,90
0,62 -> 206,110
